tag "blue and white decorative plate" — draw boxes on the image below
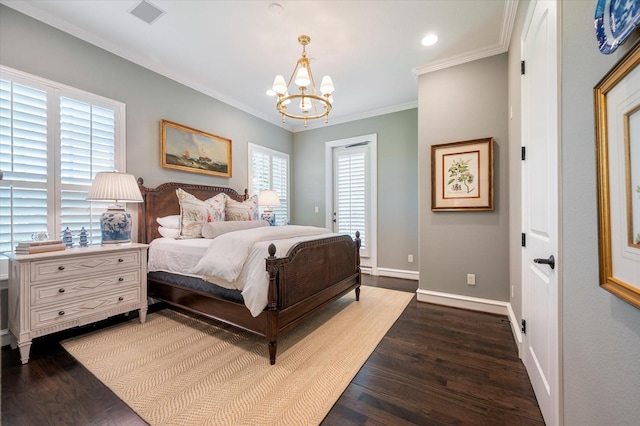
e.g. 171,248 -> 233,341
595,0 -> 640,54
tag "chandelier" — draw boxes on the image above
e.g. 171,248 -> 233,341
271,35 -> 334,127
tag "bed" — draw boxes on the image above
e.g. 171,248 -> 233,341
136,178 -> 361,364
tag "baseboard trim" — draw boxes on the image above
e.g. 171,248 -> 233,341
416,288 -> 509,315
507,302 -> 523,358
377,267 -> 419,281
416,289 -> 522,356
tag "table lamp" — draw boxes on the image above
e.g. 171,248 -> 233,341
86,172 -> 143,244
258,190 -> 281,226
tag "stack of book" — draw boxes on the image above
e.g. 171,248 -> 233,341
15,240 -> 66,255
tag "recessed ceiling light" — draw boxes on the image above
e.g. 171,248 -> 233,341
421,34 -> 438,47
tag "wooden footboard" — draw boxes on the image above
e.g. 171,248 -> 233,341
265,232 -> 361,363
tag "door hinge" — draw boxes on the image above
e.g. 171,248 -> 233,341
521,233 -> 526,247
521,146 -> 526,160
521,60 -> 526,75
521,319 -> 527,334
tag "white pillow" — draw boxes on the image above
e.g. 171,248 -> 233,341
225,195 -> 259,221
158,226 -> 180,239
156,215 -> 181,229
176,188 -> 227,239
202,220 -> 269,239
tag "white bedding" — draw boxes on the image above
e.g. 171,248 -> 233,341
147,226 -> 336,317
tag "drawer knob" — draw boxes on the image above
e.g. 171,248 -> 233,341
118,258 -> 124,263
58,311 -> 65,316
58,288 -> 65,293
118,277 -> 124,282
118,296 -> 124,301
58,266 -> 65,271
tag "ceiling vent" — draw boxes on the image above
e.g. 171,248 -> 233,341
130,0 -> 165,25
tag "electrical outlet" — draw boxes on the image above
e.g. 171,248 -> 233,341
408,254 -> 413,263
467,274 -> 476,285
314,206 -> 319,213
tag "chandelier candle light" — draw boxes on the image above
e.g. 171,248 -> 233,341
271,35 -> 334,127
86,172 -> 143,244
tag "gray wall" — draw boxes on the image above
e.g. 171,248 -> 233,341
292,109 -> 419,272
0,5 -> 292,196
558,2 -> 640,424
418,53 -> 510,302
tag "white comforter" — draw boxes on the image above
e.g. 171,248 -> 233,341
148,226 -> 336,317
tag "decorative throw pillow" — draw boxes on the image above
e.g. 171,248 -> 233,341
158,226 -> 180,239
156,215 -> 181,229
176,188 -> 226,238
202,219 -> 269,239
225,195 -> 259,221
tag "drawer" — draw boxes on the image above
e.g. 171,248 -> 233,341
31,287 -> 141,330
30,250 -> 141,284
31,270 -> 141,306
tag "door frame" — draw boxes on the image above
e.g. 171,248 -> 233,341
325,133 -> 378,275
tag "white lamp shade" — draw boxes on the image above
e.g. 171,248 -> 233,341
320,75 -> 335,94
295,66 -> 310,87
258,190 -> 281,207
272,75 -> 287,95
86,172 -> 143,203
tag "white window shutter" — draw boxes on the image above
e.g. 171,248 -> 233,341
335,147 -> 368,255
0,67 -> 124,252
248,143 -> 289,226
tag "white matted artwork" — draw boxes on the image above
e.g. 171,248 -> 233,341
594,42 -> 640,309
431,137 -> 494,211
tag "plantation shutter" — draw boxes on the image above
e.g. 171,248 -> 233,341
0,79 -> 50,251
248,143 -> 289,226
0,67 -> 124,253
60,96 -> 115,242
334,145 -> 368,256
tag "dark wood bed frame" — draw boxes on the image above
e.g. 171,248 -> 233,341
137,178 -> 361,364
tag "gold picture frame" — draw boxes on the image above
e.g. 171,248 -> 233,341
431,137 -> 494,211
594,43 -> 640,309
160,119 -> 232,178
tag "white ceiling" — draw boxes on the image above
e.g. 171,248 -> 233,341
2,0 -> 518,132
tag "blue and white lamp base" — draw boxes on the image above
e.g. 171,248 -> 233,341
261,209 -> 276,226
101,204 -> 132,244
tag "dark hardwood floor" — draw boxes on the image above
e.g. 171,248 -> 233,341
2,276 -> 544,425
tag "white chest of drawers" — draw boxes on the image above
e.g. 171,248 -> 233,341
6,243 -> 149,364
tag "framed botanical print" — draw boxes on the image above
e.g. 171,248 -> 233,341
431,137 -> 494,211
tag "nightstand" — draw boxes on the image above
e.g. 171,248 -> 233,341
6,243 -> 149,364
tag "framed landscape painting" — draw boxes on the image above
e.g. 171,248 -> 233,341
160,119 -> 232,178
431,137 -> 494,211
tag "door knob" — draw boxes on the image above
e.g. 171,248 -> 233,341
534,255 -> 555,270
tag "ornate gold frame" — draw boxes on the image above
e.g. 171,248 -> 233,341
160,119 -> 232,178
594,43 -> 640,309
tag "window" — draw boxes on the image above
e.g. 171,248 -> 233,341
334,145 -> 369,256
248,143 -> 289,225
0,66 -> 125,254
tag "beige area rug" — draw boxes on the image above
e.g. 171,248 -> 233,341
62,286 -> 413,426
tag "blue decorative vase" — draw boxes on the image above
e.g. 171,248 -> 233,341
101,205 -> 132,244
261,210 -> 276,226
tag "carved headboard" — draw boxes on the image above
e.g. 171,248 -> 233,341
136,177 -> 249,244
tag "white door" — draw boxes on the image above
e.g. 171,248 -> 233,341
325,134 -> 377,274
521,1 -> 560,425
